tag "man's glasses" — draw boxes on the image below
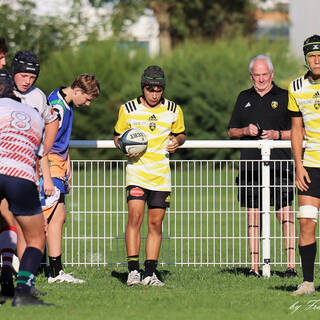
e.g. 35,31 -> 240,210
145,86 -> 163,93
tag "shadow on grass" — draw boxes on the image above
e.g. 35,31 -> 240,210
272,285 -> 320,292
219,267 -> 252,276
271,285 -> 299,292
111,269 -> 171,285
220,267 -> 296,278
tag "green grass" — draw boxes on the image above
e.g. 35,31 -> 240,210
1,266 -> 320,319
4,161 -> 316,318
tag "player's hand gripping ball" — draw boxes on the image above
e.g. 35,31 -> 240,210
118,128 -> 148,155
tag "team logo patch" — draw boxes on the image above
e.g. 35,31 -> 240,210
148,114 -> 157,131
313,91 -> 320,110
130,187 -> 145,197
271,101 -> 278,109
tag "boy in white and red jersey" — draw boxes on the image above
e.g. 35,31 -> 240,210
0,69 -> 51,306
0,51 -> 58,299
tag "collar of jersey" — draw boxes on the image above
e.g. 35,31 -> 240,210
304,71 -> 320,84
137,95 -> 165,108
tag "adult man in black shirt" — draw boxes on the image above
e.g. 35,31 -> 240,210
228,54 -> 296,277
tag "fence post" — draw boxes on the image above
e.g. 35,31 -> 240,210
261,141 -> 271,278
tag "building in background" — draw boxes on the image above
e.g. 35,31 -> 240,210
33,0 -> 320,59
35,0 -> 160,56
252,0 -> 289,39
289,0 -> 320,59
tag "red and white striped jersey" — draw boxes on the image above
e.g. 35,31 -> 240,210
0,97 -> 45,183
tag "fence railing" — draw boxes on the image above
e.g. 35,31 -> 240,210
64,140 -> 315,276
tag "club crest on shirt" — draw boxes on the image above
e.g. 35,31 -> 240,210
271,101 -> 278,109
313,91 -> 320,110
148,114 -> 157,131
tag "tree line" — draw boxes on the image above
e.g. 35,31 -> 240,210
1,0 -> 301,160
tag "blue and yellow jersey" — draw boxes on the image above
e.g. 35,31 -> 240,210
47,88 -> 73,177
288,73 -> 320,167
114,96 -> 185,191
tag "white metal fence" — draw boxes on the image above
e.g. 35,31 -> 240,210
63,140 -> 319,274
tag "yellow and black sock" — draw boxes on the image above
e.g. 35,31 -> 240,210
127,255 -> 139,272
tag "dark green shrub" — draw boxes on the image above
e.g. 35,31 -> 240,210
38,37 -> 302,161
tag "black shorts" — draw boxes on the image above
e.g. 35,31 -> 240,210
298,167 -> 320,198
0,174 -> 42,216
126,185 -> 171,209
236,161 -> 294,210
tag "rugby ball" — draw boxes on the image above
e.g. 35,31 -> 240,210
118,128 -> 148,154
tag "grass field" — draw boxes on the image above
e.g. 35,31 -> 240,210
1,266 -> 320,319
3,161 -> 320,318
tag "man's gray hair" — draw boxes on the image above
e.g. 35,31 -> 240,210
249,54 -> 274,73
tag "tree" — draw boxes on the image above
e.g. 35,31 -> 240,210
89,0 -> 256,54
0,0 -> 96,63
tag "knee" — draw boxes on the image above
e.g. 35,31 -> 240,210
27,230 -> 45,252
127,212 -> 143,228
299,221 -> 316,240
148,219 -> 162,232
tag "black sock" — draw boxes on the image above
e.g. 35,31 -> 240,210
144,260 -> 157,277
127,255 -> 139,272
49,255 -> 63,278
299,242 -> 317,282
16,247 -> 43,294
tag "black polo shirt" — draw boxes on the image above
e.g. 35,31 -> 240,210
228,83 -> 291,161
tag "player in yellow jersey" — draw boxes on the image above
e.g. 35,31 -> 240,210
114,66 -> 186,286
289,35 -> 320,296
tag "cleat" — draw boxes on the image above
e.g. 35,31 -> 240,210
30,286 -> 46,296
292,281 -> 315,296
284,267 -> 298,278
12,293 -> 53,307
0,269 -> 14,298
248,269 -> 261,277
48,270 -> 85,284
141,273 -> 164,287
126,270 -> 141,286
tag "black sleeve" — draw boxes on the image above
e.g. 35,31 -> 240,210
228,93 -> 243,129
171,131 -> 186,136
289,110 -> 302,118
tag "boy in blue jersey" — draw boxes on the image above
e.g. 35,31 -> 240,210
42,74 -> 100,283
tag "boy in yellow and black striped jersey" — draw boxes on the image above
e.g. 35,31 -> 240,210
114,66 -> 186,286
289,35 -> 320,296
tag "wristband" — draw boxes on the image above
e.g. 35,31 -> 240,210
278,130 -> 282,140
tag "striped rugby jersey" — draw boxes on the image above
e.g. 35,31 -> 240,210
114,96 -> 185,191
0,97 -> 44,183
288,74 -> 320,167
